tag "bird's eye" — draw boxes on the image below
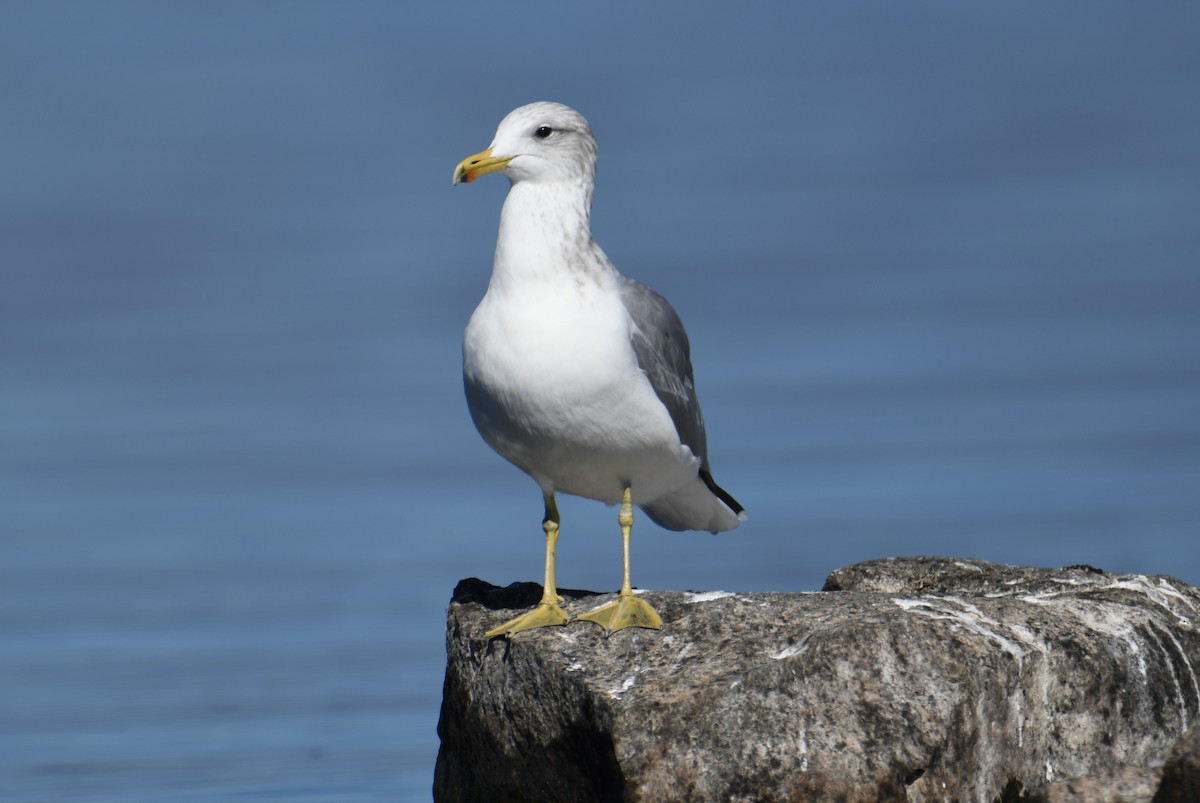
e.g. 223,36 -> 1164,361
534,126 -> 554,139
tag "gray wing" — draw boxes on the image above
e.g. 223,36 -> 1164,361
619,276 -> 708,464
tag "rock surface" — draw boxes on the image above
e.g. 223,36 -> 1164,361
434,557 -> 1200,802
1026,763 -> 1163,803
1025,723 -> 1200,802
1153,723 -> 1200,802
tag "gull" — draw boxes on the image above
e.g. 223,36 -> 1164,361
453,102 -> 745,638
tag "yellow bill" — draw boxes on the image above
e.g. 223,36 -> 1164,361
453,148 -> 513,185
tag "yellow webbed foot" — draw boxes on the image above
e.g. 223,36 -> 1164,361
577,592 -> 662,636
485,601 -> 570,639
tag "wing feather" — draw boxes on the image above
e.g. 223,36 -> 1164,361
619,277 -> 708,463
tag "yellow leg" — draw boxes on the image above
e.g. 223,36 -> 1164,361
577,486 -> 663,636
485,494 -> 570,638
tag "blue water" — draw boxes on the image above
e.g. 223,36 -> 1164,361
3,3 -> 1198,800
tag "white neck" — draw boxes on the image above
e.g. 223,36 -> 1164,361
490,180 -> 608,290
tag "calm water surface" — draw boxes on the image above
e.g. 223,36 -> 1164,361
2,4 -> 1199,800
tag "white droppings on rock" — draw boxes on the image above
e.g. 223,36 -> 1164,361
608,675 -> 636,699
1110,576 -> 1199,626
1146,623 -> 1197,731
670,641 -> 695,671
687,591 -> 736,603
1130,637 -> 1149,680
773,643 -> 806,660
893,596 -> 1026,662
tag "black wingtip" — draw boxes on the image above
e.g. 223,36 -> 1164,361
700,467 -> 744,516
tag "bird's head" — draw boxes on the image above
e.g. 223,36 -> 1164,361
453,102 -> 597,187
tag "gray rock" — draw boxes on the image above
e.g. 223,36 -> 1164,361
1027,722 -> 1200,803
434,558 -> 1200,802
1154,723 -> 1200,802
1027,763 -> 1163,803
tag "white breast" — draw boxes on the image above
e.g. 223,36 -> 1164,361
463,273 -> 699,505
